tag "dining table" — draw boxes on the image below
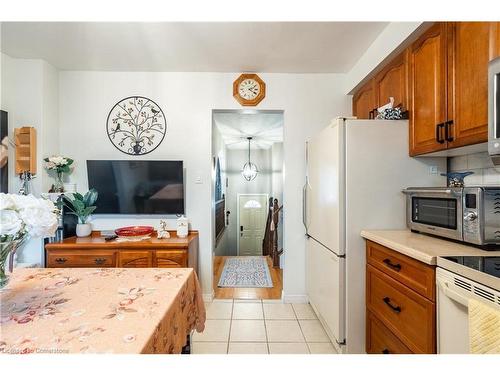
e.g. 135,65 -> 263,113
0,267 -> 206,354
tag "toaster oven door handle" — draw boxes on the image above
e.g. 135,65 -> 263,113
402,189 -> 452,194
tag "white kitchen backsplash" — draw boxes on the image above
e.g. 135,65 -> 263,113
448,152 -> 500,185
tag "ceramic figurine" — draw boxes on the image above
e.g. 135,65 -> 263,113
176,215 -> 188,238
157,220 -> 170,239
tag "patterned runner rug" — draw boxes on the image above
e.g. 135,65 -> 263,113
218,256 -> 273,288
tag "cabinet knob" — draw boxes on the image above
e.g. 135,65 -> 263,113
55,257 -> 67,264
383,258 -> 402,271
382,348 -> 390,354
94,258 -> 106,265
383,297 -> 402,313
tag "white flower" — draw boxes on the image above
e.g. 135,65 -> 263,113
18,206 -> 58,238
0,210 -> 23,236
9,194 -> 43,210
0,193 -> 15,210
45,161 -> 56,170
48,156 -> 67,166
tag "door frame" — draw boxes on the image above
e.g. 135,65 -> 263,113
236,193 -> 269,256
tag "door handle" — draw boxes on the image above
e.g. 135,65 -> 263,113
437,280 -> 468,307
55,257 -> 67,264
383,297 -> 401,313
382,348 -> 390,354
383,258 -> 402,272
240,225 -> 243,237
94,258 -> 106,265
435,123 -> 445,144
302,182 -> 308,232
445,120 -> 454,142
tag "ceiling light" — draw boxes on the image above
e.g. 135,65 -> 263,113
241,137 -> 258,181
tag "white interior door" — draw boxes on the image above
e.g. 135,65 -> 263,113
238,194 -> 268,256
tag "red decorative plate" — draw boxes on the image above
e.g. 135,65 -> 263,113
115,226 -> 154,237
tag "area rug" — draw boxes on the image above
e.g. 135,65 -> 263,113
218,257 -> 273,288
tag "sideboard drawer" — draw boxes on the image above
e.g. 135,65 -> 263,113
155,250 -> 187,268
367,240 -> 435,301
47,252 -> 116,268
366,264 -> 435,353
366,311 -> 413,354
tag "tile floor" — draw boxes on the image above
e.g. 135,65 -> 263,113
192,299 -> 337,354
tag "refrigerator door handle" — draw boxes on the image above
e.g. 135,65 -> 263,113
302,182 -> 308,232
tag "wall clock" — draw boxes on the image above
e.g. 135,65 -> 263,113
106,96 -> 166,155
233,73 -> 266,106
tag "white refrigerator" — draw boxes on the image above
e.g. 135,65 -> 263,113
304,118 -> 446,354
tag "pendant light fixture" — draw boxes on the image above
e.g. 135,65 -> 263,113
241,137 -> 258,181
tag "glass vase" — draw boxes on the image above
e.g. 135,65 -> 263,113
0,239 -> 23,289
54,171 -> 65,193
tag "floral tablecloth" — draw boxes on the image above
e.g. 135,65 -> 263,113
0,268 -> 206,354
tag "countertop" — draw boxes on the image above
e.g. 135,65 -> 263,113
0,268 -> 205,354
360,230 -> 500,265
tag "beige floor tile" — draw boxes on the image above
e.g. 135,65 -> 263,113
268,343 -> 309,354
212,299 -> 234,303
205,301 -> 233,319
299,320 -> 330,342
192,342 -> 228,354
263,303 -> 296,319
228,342 -> 269,354
265,320 -> 304,342
234,299 -> 261,303
307,342 -> 337,354
232,302 -> 264,319
230,320 -> 267,342
262,299 -> 283,304
192,319 -> 231,342
292,303 -> 317,319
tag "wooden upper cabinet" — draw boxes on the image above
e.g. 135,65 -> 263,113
409,23 -> 448,156
447,22 -> 490,148
490,22 -> 500,61
352,80 -> 376,119
117,251 -> 153,268
374,51 -> 408,110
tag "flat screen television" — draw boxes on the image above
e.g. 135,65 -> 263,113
87,160 -> 184,215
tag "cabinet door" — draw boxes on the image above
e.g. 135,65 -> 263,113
117,251 -> 153,267
155,250 -> 187,268
374,51 -> 408,110
490,22 -> 500,61
352,80 -> 376,119
447,22 -> 490,148
409,23 -> 448,156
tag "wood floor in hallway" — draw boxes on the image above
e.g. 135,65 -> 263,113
213,256 -> 283,300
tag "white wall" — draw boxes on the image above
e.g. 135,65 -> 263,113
1,54 -> 59,264
271,142 -> 284,203
58,71 -> 351,300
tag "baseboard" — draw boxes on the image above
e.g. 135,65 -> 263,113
282,294 -> 309,304
202,292 -> 215,303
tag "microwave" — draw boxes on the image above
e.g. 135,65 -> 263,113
403,187 -> 500,246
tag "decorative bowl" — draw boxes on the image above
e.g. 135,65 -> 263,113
115,226 -> 154,237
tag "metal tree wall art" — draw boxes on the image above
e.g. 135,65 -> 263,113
106,96 -> 166,155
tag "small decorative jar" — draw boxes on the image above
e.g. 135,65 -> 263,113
176,216 -> 188,238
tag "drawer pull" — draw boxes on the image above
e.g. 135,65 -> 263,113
94,258 -> 107,265
383,258 -> 401,272
383,297 -> 401,313
55,257 -> 67,264
382,348 -> 390,354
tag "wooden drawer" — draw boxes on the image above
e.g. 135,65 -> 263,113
366,264 -> 435,353
367,241 -> 435,301
47,251 -> 116,268
155,250 -> 187,268
366,311 -> 412,354
117,251 -> 153,268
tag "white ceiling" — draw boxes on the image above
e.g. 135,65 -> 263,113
213,111 -> 283,150
1,22 -> 388,73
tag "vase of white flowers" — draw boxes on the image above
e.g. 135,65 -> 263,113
44,155 -> 74,193
0,193 -> 58,288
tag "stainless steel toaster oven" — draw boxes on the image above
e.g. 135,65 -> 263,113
403,186 -> 500,246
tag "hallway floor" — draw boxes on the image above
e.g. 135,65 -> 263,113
213,256 -> 283,299
192,299 -> 336,354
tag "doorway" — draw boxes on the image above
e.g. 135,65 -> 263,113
211,109 -> 284,300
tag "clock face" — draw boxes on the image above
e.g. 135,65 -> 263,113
238,79 -> 261,100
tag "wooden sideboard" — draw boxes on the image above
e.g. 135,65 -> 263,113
45,231 -> 199,273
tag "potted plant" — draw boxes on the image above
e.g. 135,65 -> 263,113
44,155 -> 74,193
62,189 -> 98,237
